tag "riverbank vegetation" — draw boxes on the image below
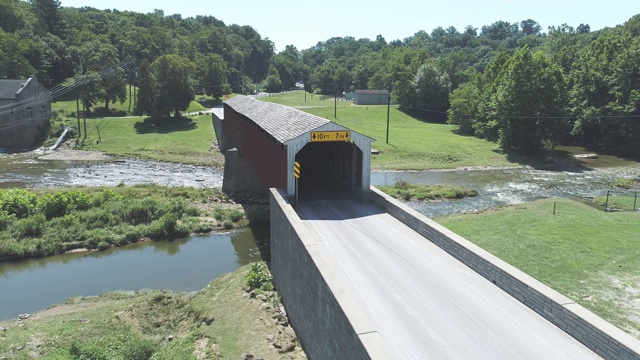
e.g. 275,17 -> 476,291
0,185 -> 264,261
378,180 -> 478,201
438,198 -> 640,337
0,263 -> 305,359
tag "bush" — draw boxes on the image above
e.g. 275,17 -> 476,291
0,209 -> 15,231
37,192 -> 69,219
222,219 -> 233,229
0,189 -> 37,218
9,214 -> 46,239
66,190 -> 91,211
92,189 -> 124,206
245,262 -> 273,292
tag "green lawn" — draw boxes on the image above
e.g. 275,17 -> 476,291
74,114 -> 220,166
438,198 -> 640,334
262,91 -> 532,170
52,86 -> 208,119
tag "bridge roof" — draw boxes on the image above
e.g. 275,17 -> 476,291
224,96 -> 330,144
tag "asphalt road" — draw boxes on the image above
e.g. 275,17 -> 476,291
298,199 -> 601,360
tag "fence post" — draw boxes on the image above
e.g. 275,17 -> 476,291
634,192 -> 637,211
553,201 -> 556,215
604,190 -> 610,212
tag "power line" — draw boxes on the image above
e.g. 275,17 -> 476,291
0,60 -> 138,133
399,104 -> 640,121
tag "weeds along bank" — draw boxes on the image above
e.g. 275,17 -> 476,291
0,185 -> 268,261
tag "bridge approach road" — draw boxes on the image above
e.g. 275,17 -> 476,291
298,199 -> 601,359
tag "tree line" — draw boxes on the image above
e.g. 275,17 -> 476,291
2,0 -> 638,156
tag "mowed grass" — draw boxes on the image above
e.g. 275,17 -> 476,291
52,87 -> 207,118
438,198 -> 640,334
75,114 -> 219,166
262,91 -> 523,170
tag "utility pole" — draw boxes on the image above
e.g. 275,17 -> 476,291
386,92 -> 391,143
334,90 -> 337,118
75,77 -> 81,140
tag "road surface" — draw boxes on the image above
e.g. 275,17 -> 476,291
298,199 -> 601,359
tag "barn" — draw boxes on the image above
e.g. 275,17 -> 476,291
353,90 -> 390,105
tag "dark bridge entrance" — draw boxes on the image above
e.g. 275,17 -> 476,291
213,96 -> 373,200
296,141 -> 363,201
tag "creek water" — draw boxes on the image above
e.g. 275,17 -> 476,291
0,226 -> 267,321
0,147 -> 638,320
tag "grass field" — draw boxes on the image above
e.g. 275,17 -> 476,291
60,114 -> 221,166
52,87 -> 208,119
262,91 -> 537,170
438,198 -> 640,337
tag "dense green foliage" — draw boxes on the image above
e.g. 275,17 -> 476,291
2,1 -> 638,156
0,185 -> 248,260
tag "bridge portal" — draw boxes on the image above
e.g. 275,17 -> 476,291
215,96 -> 373,200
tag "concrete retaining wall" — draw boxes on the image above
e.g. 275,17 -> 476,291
368,187 -> 640,360
270,188 -> 392,360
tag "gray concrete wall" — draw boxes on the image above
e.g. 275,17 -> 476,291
368,186 -> 640,360
221,148 -> 263,193
211,111 -> 232,152
270,188 -> 392,360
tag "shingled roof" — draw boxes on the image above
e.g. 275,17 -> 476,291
0,79 -> 27,100
224,96 -> 330,144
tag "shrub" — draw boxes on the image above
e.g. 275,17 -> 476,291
9,214 -> 46,239
92,189 -> 124,206
78,208 -> 120,229
37,192 -> 69,220
0,209 -> 15,231
228,209 -> 243,222
245,262 -> 273,292
0,189 -> 37,218
66,190 -> 91,211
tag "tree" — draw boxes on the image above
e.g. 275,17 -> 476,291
408,62 -> 451,122
31,0 -> 64,37
263,64 -> 283,93
151,54 -> 194,117
70,41 -> 123,114
491,46 -> 566,153
271,45 -> 303,89
448,78 -> 481,135
195,53 -> 230,100
520,19 -> 541,36
134,59 -> 154,116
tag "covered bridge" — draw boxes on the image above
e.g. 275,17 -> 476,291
214,96 -> 373,200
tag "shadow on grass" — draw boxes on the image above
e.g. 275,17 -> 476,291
134,116 -> 197,134
398,106 -> 448,124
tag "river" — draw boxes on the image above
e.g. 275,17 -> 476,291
0,147 -> 637,320
0,226 -> 267,320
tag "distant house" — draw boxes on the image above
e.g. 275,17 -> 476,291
0,77 -> 51,149
354,90 -> 390,105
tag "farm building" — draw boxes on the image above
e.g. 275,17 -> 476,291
0,77 -> 51,148
353,90 -> 390,105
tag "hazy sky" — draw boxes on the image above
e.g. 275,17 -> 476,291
60,0 -> 640,52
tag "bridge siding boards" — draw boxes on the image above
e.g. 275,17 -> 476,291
224,104 -> 288,189
223,96 -> 373,197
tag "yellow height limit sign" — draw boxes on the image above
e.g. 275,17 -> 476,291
310,131 -> 351,142
294,161 -> 301,179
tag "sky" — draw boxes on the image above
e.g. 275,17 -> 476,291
59,0 -> 640,52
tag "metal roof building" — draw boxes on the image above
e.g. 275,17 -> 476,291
217,96 -> 374,199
